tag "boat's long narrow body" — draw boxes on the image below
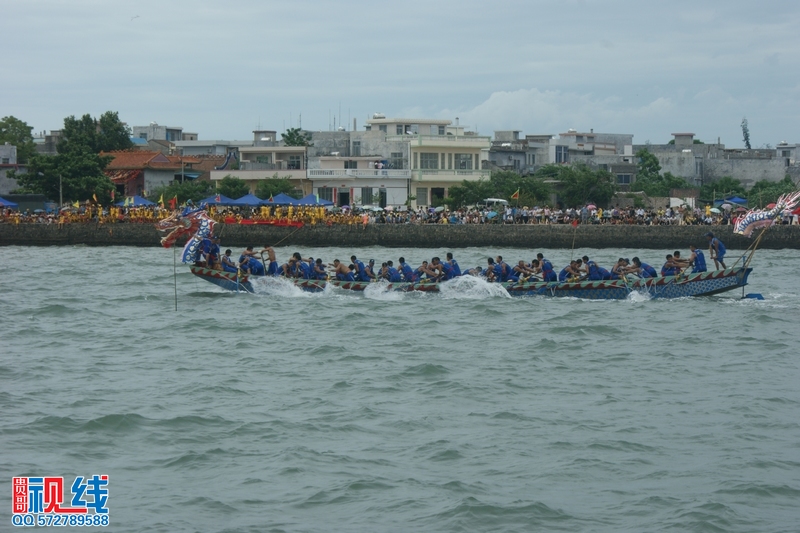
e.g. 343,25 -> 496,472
189,265 -> 752,300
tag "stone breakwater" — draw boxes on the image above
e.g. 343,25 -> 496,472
1,223 -> 799,249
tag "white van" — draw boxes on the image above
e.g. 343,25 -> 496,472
477,198 -> 509,209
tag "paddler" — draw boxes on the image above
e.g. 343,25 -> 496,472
259,246 -> 279,276
687,244 -> 707,273
330,259 -> 355,281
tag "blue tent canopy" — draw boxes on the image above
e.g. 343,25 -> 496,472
199,194 -> 238,206
0,196 -> 19,208
265,193 -> 299,206
232,193 -> 267,206
115,195 -> 155,207
296,193 -> 333,206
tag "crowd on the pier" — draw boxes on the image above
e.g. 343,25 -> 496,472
197,232 -> 728,285
3,202 -> 795,226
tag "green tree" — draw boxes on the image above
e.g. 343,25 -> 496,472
556,164 -> 616,207
0,116 -> 37,163
748,175 -> 798,207
636,148 -> 660,182
12,150 -> 114,203
700,176 -> 746,202
448,178 -> 496,207
58,111 -> 132,154
149,180 -> 214,206
254,175 -> 295,199
97,111 -> 133,152
741,117 -> 751,149
281,128 -> 312,146
216,175 -> 249,199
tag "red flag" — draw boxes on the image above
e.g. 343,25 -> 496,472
168,195 -> 178,209
269,194 -> 274,202
510,189 -> 520,200
572,218 -> 578,227
215,194 -> 221,203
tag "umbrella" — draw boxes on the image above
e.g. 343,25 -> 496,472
586,204 -> 596,210
735,207 -> 747,212
721,203 -> 732,210
766,203 -> 776,209
486,211 -> 498,219
370,206 -> 383,212
34,209 -> 45,213
341,205 -> 350,209
710,207 -> 721,214
384,206 -> 394,211
434,206 -> 445,212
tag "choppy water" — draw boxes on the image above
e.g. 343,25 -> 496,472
2,245 -> 799,532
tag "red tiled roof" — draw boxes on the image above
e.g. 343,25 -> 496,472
101,151 -> 176,169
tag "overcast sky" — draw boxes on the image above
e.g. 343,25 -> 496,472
4,0 -> 798,147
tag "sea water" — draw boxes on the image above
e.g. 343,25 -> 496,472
2,245 -> 799,532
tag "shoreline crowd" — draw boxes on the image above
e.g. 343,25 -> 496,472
3,203 -> 796,227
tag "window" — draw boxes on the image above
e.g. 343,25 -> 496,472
1,158 -> 8,164
361,187 -> 373,205
782,150 -> 791,157
317,188 -> 333,201
448,153 -> 453,169
379,125 -> 387,133
616,174 -> 631,185
396,125 -> 403,135
441,153 -> 445,169
420,153 -> 438,169
416,187 -> 428,205
413,152 -> 418,169
555,145 -> 569,164
455,153 -> 473,170
344,160 -> 357,169
430,125 -> 438,135
438,126 -> 445,135
256,155 -> 271,164
139,133 -> 148,139
527,154 -> 536,166
352,141 -> 361,157
288,155 -> 302,169
390,152 -> 404,169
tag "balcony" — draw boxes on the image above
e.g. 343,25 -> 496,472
411,169 -> 488,182
386,134 -> 491,148
209,169 -> 307,181
308,169 -> 410,180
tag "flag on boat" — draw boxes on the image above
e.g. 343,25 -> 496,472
510,189 -> 520,200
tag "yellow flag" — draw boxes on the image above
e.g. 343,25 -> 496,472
73,201 -> 79,208
93,193 -> 98,203
159,194 -> 164,207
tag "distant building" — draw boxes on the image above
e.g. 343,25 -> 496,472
132,123 -> 195,142
0,143 -> 20,195
102,151 -> 202,197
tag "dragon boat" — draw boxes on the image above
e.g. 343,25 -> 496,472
187,264 -> 753,299
157,190 -> 800,301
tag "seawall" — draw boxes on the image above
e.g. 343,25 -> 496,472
1,223 -> 798,249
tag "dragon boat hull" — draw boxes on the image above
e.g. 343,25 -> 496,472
189,265 -> 752,300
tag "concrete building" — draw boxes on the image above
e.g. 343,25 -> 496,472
102,151 -> 201,197
363,116 -> 489,207
0,143 -> 20,195
634,133 -> 794,188
132,123 -> 196,142
209,131 -> 309,197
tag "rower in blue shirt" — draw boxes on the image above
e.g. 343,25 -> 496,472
445,252 -> 461,278
660,254 -> 680,276
688,244 -> 707,273
384,260 -> 402,282
628,257 -> 657,278
350,255 -> 368,281
398,257 -> 417,282
537,253 -> 557,282
705,232 -> 727,269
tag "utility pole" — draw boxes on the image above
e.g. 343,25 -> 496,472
59,174 -> 63,208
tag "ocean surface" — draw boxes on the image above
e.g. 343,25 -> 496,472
2,245 -> 799,532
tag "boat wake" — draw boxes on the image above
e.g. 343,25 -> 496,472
363,281 -> 406,301
439,275 -> 512,299
251,276 -> 314,298
626,289 -> 653,303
